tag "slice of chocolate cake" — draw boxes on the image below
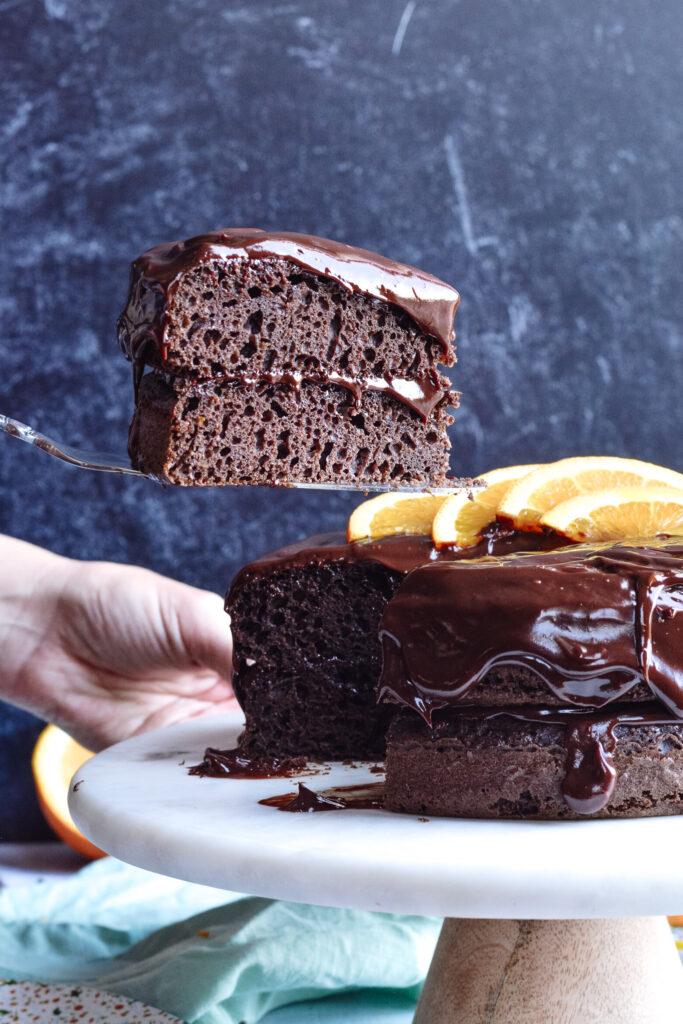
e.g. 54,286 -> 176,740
119,229 -> 461,486
381,538 -> 683,818
226,525 -> 567,760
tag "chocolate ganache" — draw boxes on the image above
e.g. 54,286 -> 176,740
379,537 -> 683,719
118,228 -> 460,364
228,520 -> 570,599
182,367 -> 455,423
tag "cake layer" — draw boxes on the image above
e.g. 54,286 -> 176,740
118,229 -> 460,380
227,528 -> 577,759
230,553 -> 403,758
379,538 -> 683,718
237,668 -> 395,760
129,371 -> 456,486
385,706 -> 683,819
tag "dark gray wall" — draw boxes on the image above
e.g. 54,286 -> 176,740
1,0 -> 682,837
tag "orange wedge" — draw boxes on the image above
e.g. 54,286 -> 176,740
432,464 -> 543,548
539,486 -> 683,542
32,724 -> 105,860
498,457 -> 683,530
347,491 -> 452,541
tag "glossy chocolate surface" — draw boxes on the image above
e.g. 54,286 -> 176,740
260,783 -> 346,812
380,537 -> 683,719
118,228 -> 460,368
188,747 -> 307,778
228,520 -> 570,601
260,781 -> 384,812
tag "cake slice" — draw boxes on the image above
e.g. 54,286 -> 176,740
119,229 -> 461,486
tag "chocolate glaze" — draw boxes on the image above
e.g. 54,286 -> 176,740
228,520 -> 571,603
431,702 -> 683,814
260,783 -> 346,812
118,229 -> 460,373
379,537 -> 683,719
170,366 -> 457,422
188,747 -> 307,778
260,782 -> 384,812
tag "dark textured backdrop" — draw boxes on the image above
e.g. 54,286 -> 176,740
1,0 -> 682,837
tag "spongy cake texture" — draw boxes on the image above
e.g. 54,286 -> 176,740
121,234 -> 460,487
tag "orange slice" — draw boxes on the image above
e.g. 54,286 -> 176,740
432,464 -> 543,548
347,491 -> 456,541
539,486 -> 683,542
498,457 -> 683,530
32,724 -> 105,860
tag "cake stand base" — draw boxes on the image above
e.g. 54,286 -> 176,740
414,916 -> 682,1023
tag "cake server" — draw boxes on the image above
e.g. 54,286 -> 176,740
0,412 -> 482,493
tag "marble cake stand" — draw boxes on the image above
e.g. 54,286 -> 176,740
70,713 -> 683,1023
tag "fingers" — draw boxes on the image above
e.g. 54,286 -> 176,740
60,560 -> 234,685
156,580 -> 234,684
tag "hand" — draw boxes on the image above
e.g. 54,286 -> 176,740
0,537 -> 237,751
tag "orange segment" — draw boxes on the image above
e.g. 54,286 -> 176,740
32,724 -> 105,860
347,492 -> 453,542
432,464 -> 543,548
498,457 -> 683,530
540,486 -> 683,542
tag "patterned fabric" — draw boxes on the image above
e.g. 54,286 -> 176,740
0,979 -> 181,1022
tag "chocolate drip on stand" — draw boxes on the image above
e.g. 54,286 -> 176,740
188,747 -> 307,779
260,782 -> 384,813
261,783 -> 346,812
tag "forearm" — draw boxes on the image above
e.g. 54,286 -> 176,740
0,535 -> 70,715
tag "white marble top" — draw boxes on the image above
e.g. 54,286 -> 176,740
70,713 -> 683,920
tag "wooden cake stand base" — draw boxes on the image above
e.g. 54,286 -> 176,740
415,916 -> 682,1023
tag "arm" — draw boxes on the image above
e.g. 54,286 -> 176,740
0,535 -> 236,751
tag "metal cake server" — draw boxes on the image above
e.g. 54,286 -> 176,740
0,413 -> 144,476
0,412 -> 481,493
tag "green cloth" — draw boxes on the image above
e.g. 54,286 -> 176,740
0,857 -> 440,1024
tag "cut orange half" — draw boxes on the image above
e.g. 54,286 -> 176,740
347,491 -> 453,542
539,486 -> 683,542
498,457 -> 683,531
432,464 -> 543,548
32,724 -> 104,860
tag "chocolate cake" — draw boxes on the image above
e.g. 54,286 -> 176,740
224,529 -> 683,820
119,229 -> 461,486
226,524 -> 567,760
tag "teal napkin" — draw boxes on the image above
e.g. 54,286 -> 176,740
0,857 -> 440,1024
